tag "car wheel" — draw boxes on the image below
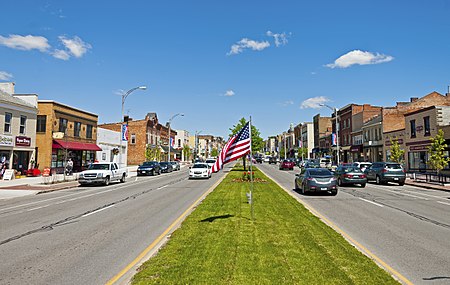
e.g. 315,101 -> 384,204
376,175 -> 381,185
294,181 -> 299,191
398,181 -> 405,186
360,183 -> 366,188
338,178 -> 343,186
301,183 -> 306,195
104,176 -> 110,186
331,190 -> 338,196
120,174 -> 126,183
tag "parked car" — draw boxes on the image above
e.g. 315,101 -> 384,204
255,156 -> 263,163
137,161 -> 161,176
303,160 -> 320,169
318,157 -> 332,169
205,158 -> 216,168
352,162 -> 372,172
159,162 -> 174,173
279,159 -> 295,170
295,168 -> 338,195
334,165 -> 367,187
269,156 -> 277,164
169,161 -> 180,171
365,162 -> 406,185
189,163 -> 211,179
264,156 -> 271,163
78,162 -> 127,186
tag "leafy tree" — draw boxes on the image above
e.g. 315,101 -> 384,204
428,129 -> 450,174
183,145 -> 191,161
229,118 -> 264,169
389,138 -> 405,163
297,147 -> 309,160
145,146 -> 161,161
211,147 -> 219,157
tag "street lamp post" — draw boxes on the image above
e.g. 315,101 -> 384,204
119,86 -> 147,168
167,113 -> 184,162
320,104 -> 340,166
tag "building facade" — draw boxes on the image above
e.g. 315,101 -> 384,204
0,86 -> 38,176
96,128 -> 127,165
36,100 -> 100,173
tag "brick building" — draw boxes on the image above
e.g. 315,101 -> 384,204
36,101 -> 100,173
312,114 -> 332,158
100,113 -> 176,165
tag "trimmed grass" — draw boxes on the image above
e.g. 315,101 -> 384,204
132,165 -> 398,284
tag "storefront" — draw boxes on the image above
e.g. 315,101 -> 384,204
349,145 -> 363,162
0,135 -> 35,177
51,140 -> 101,173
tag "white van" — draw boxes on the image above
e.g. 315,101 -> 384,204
319,158 -> 332,169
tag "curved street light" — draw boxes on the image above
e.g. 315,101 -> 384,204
119,86 -> 147,167
320,103 -> 340,166
167,113 -> 184,162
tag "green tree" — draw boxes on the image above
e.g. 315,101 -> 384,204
183,145 -> 191,161
389,138 -> 405,163
297,147 -> 309,159
428,129 -> 450,174
229,118 -> 264,169
211,147 -> 219,157
145,146 -> 161,162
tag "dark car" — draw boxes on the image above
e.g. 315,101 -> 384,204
255,156 -> 263,163
269,157 -> 277,164
137,161 -> 161,176
303,160 -> 320,169
159,162 -> 174,173
365,162 -> 406,185
279,159 -> 295,170
169,161 -> 180,171
334,165 -> 367,187
295,168 -> 338,195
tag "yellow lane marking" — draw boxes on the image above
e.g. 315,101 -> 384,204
259,168 -> 413,285
106,174 -> 227,285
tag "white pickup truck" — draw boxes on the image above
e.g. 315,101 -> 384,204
78,162 -> 127,186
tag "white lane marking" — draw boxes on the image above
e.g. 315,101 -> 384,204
403,189 -> 448,200
369,185 -> 429,200
27,205 -> 48,211
437,201 -> 450,206
82,205 -> 115,217
359,198 -> 384,207
157,185 -> 168,190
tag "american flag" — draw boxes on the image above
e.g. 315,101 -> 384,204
211,122 -> 251,173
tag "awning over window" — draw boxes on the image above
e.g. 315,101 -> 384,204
52,140 -> 102,151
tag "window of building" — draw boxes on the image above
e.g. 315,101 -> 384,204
4,112 -> 12,133
86,124 -> 93,139
424,116 -> 430,136
74,121 -> 81,137
178,139 -> 181,148
59,118 -> 68,133
36,115 -> 46,132
347,118 -> 351,129
19,115 -> 27,134
131,134 -> 136,144
410,119 -> 416,138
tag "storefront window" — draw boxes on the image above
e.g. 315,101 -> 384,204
409,151 -> 427,171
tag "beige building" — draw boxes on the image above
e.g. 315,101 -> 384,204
36,101 -> 100,173
0,84 -> 38,176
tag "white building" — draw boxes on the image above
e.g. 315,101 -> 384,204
96,128 -> 128,165
174,129 -> 190,161
301,122 -> 315,158
0,83 -> 38,176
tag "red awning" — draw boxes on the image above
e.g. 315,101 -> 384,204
52,140 -> 102,151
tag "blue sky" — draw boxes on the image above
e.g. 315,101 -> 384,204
1,0 -> 450,139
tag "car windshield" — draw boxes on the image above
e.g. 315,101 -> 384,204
192,164 -> 208,169
160,162 -> 169,166
206,160 -> 215,163
309,169 -> 333,176
343,167 -> 362,173
386,164 -> 402,169
88,164 -> 110,170
142,162 -> 156,166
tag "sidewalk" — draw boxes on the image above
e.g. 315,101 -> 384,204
404,177 -> 450,192
0,166 -> 139,199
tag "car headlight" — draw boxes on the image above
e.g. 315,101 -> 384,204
97,173 -> 103,178
79,173 -> 84,178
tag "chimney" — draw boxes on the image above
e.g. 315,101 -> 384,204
446,85 -> 450,97
410,97 -> 419,103
0,82 -> 15,94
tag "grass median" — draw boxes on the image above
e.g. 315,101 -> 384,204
132,164 -> 398,284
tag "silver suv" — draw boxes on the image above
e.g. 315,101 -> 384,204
365,162 -> 406,186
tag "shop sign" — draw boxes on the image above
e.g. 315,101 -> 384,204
410,145 -> 429,151
3,169 -> 14,180
15,136 -> 31,147
385,138 -> 403,146
0,134 -> 13,147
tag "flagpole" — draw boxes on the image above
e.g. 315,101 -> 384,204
249,116 -> 254,220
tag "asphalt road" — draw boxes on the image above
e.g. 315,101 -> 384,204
0,166 -> 228,285
257,163 -> 450,285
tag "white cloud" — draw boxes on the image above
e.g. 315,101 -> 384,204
0,34 -> 50,52
300,96 -> 330,109
58,36 -> 91,58
266,31 -> 290,47
280,100 -> 294,106
52,49 -> 70,60
224,90 -> 235,97
326,50 -> 394,68
227,38 -> 270,55
0,71 -> 13,81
